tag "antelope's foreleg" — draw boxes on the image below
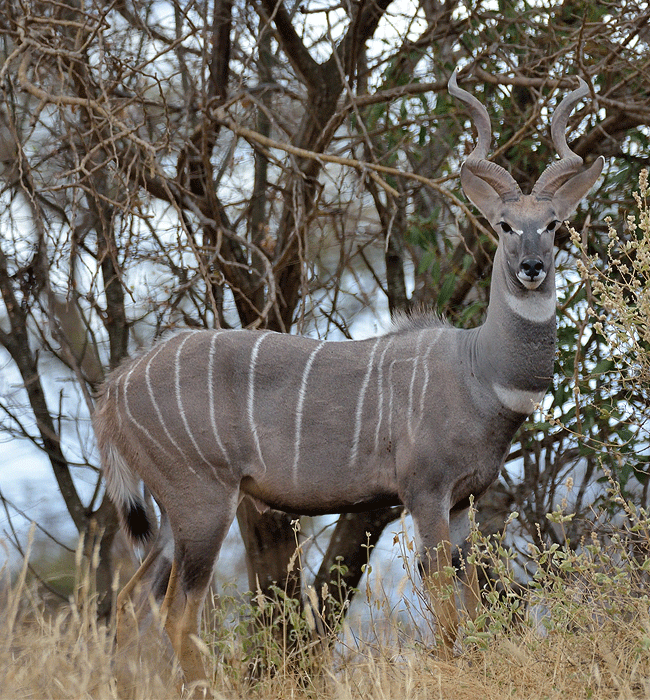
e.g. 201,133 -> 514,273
425,539 -> 458,657
450,505 -> 480,622
411,506 -> 459,657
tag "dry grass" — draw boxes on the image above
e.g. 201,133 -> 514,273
3,507 -> 650,700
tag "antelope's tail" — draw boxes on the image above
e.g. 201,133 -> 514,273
98,439 -> 153,544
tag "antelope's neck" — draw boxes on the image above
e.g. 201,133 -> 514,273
475,249 -> 557,395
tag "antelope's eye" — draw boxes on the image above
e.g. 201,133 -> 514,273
499,221 -> 513,234
546,220 -> 560,233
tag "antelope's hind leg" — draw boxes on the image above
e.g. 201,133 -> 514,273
116,539 -> 160,652
162,490 -> 240,695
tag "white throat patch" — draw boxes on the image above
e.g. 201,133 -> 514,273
504,289 -> 556,323
493,383 -> 546,414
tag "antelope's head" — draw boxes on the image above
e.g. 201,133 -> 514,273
449,70 -> 604,291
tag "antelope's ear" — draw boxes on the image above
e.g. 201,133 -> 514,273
460,164 -> 501,222
552,156 -> 604,221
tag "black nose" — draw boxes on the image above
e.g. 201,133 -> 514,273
521,258 -> 544,279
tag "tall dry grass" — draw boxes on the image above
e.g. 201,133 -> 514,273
2,500 -> 650,700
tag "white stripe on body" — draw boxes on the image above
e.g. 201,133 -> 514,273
121,344 -> 174,461
208,331 -> 230,463
407,330 -> 428,439
378,329 -> 445,450
418,328 -> 443,420
292,341 -> 326,485
374,335 -> 395,452
145,339 -> 197,475
248,332 -> 272,473
388,358 -> 396,447
348,338 -> 381,469
175,334 -> 227,484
